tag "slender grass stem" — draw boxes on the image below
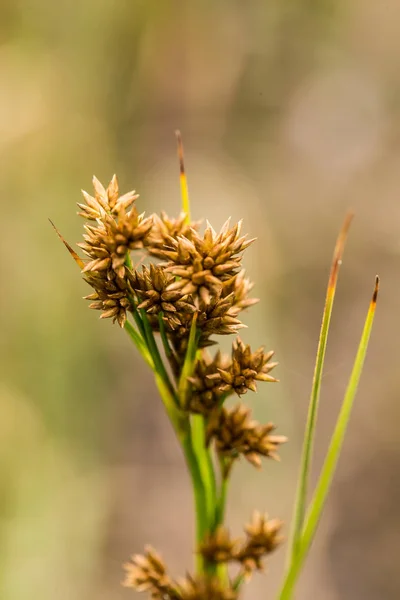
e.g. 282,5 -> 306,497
214,463 -> 229,528
178,315 -> 199,408
158,312 -> 173,359
124,320 -> 153,368
279,276 -> 379,600
287,213 -> 353,563
140,309 -> 177,402
191,414 -> 217,526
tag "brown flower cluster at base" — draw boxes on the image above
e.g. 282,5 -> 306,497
123,546 -> 238,600
177,575 -> 237,600
123,546 -> 178,599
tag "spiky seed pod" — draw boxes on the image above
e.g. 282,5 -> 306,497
123,546 -> 178,599
177,575 -> 237,600
206,403 -> 251,456
199,526 -> 238,564
78,206 -> 153,279
207,404 -> 287,471
156,219 -> 255,297
217,337 -> 278,396
235,512 -> 284,576
133,264 -> 197,331
196,289 -> 247,340
78,175 -> 139,221
169,288 -> 250,358
222,270 -> 259,316
187,350 -> 232,414
148,211 -> 200,251
242,422 -> 288,467
83,268 -> 134,328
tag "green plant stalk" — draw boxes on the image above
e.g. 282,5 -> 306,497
191,414 -> 217,527
125,316 -> 208,574
181,424 -> 209,573
287,213 -> 353,563
178,315 -> 199,407
124,320 -> 154,368
140,308 -> 178,403
158,312 -> 174,360
278,276 -> 379,600
212,460 -> 230,580
214,466 -> 229,528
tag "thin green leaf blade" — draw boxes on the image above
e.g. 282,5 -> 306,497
279,276 -> 379,600
287,212 -> 353,562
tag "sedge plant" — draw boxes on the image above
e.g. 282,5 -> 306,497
53,133 -> 379,599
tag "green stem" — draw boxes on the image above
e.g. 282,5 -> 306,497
124,320 -> 153,368
191,414 -> 217,527
214,465 -> 229,528
140,308 -> 177,404
178,314 -> 199,408
158,312 -> 173,359
181,424 -> 209,573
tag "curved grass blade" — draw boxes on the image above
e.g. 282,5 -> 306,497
175,130 -> 191,223
287,212 -> 354,563
279,276 -> 379,600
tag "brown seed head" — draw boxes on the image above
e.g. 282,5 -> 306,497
123,546 -> 178,599
187,350 -> 232,414
134,264 -> 196,331
84,268 -> 133,328
148,211 -> 200,250
217,337 -> 278,396
78,175 -> 139,220
157,219 -> 255,298
199,526 -> 238,564
177,574 -> 237,600
235,511 -> 284,576
78,176 -> 153,279
207,404 -> 287,470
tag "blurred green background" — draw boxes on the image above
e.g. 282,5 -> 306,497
1,1 -> 400,598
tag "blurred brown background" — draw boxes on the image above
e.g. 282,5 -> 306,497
1,1 -> 399,598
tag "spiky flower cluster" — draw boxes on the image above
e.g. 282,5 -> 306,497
123,513 -> 283,600
200,512 -> 283,576
123,546 -> 238,600
77,176 -> 152,327
63,168 -> 287,600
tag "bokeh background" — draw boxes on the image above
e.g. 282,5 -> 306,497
1,1 -> 400,598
